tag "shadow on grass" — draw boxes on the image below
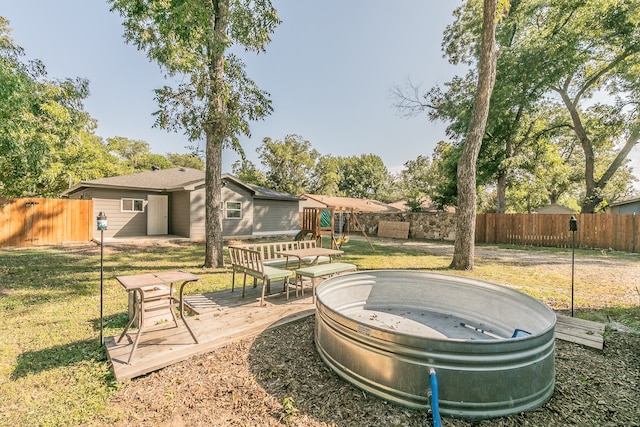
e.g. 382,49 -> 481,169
11,338 -> 113,381
90,312 -> 130,333
342,240 -> 436,258
0,244 -> 210,310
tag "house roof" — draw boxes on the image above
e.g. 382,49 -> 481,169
223,174 -> 302,201
609,196 -> 640,207
300,194 -> 400,212
535,202 -> 576,214
61,168 -> 302,201
61,167 -> 205,195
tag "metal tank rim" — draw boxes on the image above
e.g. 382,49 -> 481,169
313,269 -> 557,420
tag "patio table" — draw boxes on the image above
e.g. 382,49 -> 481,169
115,270 -> 199,364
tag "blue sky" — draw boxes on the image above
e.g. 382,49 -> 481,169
3,0 -> 640,186
2,1 -> 462,174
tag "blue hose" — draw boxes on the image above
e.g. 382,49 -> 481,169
429,368 -> 442,427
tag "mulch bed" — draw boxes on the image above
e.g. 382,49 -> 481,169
108,315 -> 640,426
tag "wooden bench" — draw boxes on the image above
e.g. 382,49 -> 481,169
228,246 -> 293,306
294,262 -> 357,302
233,240 -> 331,268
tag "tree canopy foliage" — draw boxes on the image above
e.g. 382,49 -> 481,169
4,3 -> 639,216
398,155 -> 438,212
395,0 -> 640,213
109,0 -> 280,268
337,154 -> 392,200
257,134 -> 319,195
234,135 -> 396,202
0,17 -> 94,197
0,18 -> 207,199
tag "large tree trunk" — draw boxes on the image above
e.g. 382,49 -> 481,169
204,137 -> 224,268
204,0 -> 229,268
451,0 -> 499,270
558,87 -> 599,213
495,170 -> 507,213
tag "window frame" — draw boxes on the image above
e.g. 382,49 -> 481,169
225,201 -> 242,219
121,198 -> 145,213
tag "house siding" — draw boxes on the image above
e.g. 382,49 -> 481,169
63,171 -> 303,239
189,187 -> 206,238
535,203 -> 575,214
171,191 -> 191,237
253,199 -> 299,235
609,202 -> 640,214
67,189 -> 150,238
221,183 -> 253,236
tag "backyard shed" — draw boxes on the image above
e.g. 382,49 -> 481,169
61,168 -> 302,239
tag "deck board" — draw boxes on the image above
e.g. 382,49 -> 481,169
105,283 -> 315,381
555,314 -> 605,349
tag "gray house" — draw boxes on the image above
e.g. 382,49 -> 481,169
61,168 -> 303,239
606,197 -> 640,214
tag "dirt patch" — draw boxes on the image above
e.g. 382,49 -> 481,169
371,237 -> 640,310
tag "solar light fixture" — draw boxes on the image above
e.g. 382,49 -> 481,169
97,212 -> 107,345
97,211 -> 107,230
569,215 -> 577,317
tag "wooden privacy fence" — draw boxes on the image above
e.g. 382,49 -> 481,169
476,213 -> 639,253
0,198 -> 93,247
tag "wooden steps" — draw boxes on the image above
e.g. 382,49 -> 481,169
555,314 -> 605,350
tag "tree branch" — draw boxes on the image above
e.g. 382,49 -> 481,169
596,128 -> 640,189
573,45 -> 640,104
390,80 -> 437,118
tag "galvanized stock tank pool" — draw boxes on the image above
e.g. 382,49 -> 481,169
314,270 -> 556,419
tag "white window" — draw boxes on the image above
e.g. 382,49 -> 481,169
121,198 -> 144,212
225,201 -> 242,219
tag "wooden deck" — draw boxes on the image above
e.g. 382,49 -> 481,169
106,288 -> 606,381
105,282 -> 315,382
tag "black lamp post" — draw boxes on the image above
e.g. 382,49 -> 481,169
569,215 -> 578,317
97,212 -> 107,345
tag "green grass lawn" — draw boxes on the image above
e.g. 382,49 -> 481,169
0,238 -> 638,426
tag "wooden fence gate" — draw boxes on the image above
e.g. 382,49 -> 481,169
0,198 -> 93,247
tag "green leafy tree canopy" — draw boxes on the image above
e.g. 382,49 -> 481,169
109,0 -> 281,268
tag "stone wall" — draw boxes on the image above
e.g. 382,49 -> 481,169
354,212 -> 457,241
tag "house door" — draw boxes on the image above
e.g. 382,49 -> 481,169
147,195 -> 168,235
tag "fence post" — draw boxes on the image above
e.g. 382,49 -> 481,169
633,213 -> 637,253
569,216 -> 578,317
